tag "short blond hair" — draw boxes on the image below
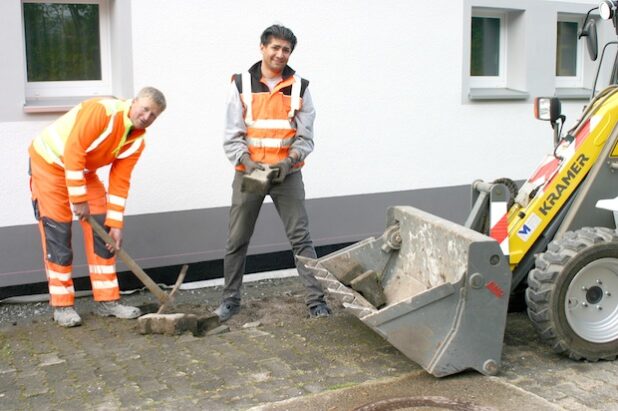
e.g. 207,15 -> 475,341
136,87 -> 166,111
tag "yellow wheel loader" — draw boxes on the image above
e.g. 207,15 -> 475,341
302,3 -> 618,377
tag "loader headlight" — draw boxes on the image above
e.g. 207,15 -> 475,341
600,0 -> 617,20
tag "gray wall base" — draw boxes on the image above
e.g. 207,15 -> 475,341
0,184 -> 471,288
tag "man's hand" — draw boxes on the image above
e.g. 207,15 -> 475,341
272,157 -> 294,184
72,202 -> 91,220
107,227 -> 123,252
239,153 -> 264,174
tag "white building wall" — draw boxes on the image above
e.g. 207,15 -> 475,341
0,0 -> 610,226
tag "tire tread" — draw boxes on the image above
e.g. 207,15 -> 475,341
526,227 -> 618,360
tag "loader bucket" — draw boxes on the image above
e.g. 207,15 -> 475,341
303,206 -> 512,377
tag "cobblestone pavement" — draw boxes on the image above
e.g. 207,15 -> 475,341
0,276 -> 617,410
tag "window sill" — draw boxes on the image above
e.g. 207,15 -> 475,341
468,88 -> 529,101
23,96 -> 112,114
554,88 -> 591,100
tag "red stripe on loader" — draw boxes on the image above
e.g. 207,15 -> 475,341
490,214 -> 509,244
486,281 -> 505,298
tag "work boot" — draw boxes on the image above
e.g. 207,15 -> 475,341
214,301 -> 240,322
309,303 -> 331,318
53,306 -> 82,327
95,301 -> 141,319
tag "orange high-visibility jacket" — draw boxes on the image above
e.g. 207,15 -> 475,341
29,98 -> 146,228
233,63 -> 309,171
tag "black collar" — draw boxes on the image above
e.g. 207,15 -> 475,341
248,61 -> 295,81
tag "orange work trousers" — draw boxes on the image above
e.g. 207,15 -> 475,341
29,157 -> 120,307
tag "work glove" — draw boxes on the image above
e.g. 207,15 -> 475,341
239,153 -> 264,174
272,157 -> 294,184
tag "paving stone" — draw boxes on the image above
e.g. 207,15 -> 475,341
0,388 -> 20,403
135,378 -> 167,394
177,333 -> 201,344
205,324 -> 230,335
137,313 -> 198,336
91,398 -> 122,411
139,388 -> 171,403
192,396 -> 230,411
0,367 -> 17,375
302,383 -> 325,393
48,380 -> 85,402
330,259 -> 365,285
23,382 -> 49,398
258,358 -> 293,379
0,277 -> 617,410
242,320 -> 262,328
27,393 -> 57,410
350,270 -> 386,307
197,313 -> 220,333
38,352 -> 66,367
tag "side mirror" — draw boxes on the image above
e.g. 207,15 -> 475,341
534,97 -> 562,122
580,18 -> 599,61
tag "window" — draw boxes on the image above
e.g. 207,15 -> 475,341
471,17 -> 500,76
465,3 -> 596,102
22,0 -> 111,100
556,15 -> 584,88
470,11 -> 507,88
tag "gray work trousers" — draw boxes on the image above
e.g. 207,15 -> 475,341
222,170 -> 325,308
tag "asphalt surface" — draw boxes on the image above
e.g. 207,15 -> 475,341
0,274 -> 617,411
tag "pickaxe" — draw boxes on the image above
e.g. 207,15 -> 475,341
87,216 -> 187,314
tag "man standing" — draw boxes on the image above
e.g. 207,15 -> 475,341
217,24 -> 330,321
28,87 -> 166,327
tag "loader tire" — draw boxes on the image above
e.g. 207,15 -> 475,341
526,227 -> 618,361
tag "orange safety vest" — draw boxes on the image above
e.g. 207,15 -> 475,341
29,98 -> 146,228
234,63 -> 308,171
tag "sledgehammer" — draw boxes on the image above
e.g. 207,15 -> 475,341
87,216 -> 187,311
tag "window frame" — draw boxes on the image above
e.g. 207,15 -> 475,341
555,14 -> 585,89
469,10 -> 508,89
22,0 -> 112,100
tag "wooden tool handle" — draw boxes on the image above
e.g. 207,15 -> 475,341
157,264 -> 188,314
87,216 -> 170,304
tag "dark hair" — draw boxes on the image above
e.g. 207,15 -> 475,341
260,24 -> 297,51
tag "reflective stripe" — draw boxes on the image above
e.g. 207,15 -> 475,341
34,104 -> 81,164
242,71 -> 253,125
107,210 -> 124,222
65,170 -> 84,181
287,74 -> 301,118
92,279 -> 119,290
246,137 -> 294,148
33,135 -> 65,167
108,195 -> 126,207
242,71 -> 302,126
250,119 -> 293,130
68,185 -> 86,196
116,138 -> 143,159
48,270 -> 72,282
49,285 -> 75,295
89,264 -> 116,274
68,185 -> 87,196
86,112 -> 117,153
48,127 -> 67,158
